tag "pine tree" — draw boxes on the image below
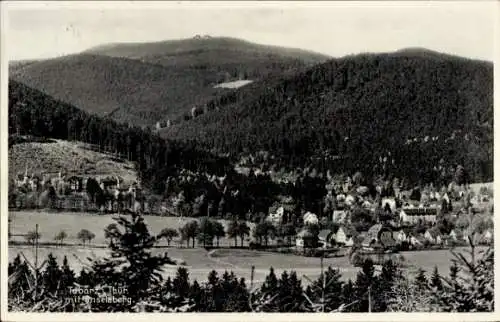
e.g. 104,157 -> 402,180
260,267 -> 279,295
353,259 -> 376,312
204,270 -> 223,312
441,199 -> 449,214
76,269 -> 94,287
164,276 -> 173,294
86,213 -> 175,311
284,271 -> 306,312
234,278 -> 250,312
220,271 -> 245,311
439,244 -> 494,312
42,253 -> 62,295
341,279 -> 356,312
189,280 -> 203,310
8,256 -> 34,300
429,266 -> 443,291
276,270 -> 290,312
156,270 -> 189,310
374,259 -> 400,311
59,256 -> 75,292
414,268 -> 428,292
307,266 -> 344,312
172,267 -> 190,299
8,254 -> 22,275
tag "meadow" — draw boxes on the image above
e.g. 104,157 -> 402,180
9,211 -> 255,247
9,211 -> 485,287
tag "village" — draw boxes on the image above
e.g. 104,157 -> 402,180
8,165 -> 494,259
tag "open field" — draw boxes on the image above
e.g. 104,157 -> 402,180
9,139 -> 138,182
469,182 -> 493,194
9,211 -> 255,247
9,211 -> 487,286
8,244 -> 487,287
214,79 -> 254,89
9,211 -> 489,286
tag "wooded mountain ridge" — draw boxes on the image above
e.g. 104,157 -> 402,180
9,37 -> 330,126
162,49 -> 493,185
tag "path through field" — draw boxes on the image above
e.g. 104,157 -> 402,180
9,211 -> 490,286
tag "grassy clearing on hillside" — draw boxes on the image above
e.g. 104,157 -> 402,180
8,139 -> 137,182
214,80 -> 254,89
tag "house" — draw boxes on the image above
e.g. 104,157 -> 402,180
16,167 -> 34,188
448,229 -> 459,241
381,198 -> 397,213
413,235 -> 427,247
424,229 -> 442,244
362,200 -> 372,209
361,224 -> 396,249
336,194 -> 346,202
442,193 -> 451,204
29,174 -> 41,192
296,229 -> 317,248
133,200 -> 143,213
481,230 -> 493,244
462,231 -> 471,243
356,186 -> 370,195
393,229 -> 408,243
67,176 -> 83,192
60,194 -> 88,210
99,176 -> 124,191
399,207 -> 438,225
345,195 -> 356,206
332,226 -> 356,246
318,229 -> 334,248
100,177 -> 116,191
303,212 -> 319,225
267,206 -> 285,224
332,210 -> 347,223
15,173 -> 28,188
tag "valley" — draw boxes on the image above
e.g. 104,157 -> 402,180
7,34 -> 494,314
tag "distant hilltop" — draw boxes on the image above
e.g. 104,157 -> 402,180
9,36 -> 329,126
193,34 -> 213,39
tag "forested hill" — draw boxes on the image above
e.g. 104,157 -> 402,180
163,50 -> 494,185
8,80 -> 232,191
9,37 -> 330,126
85,36 -> 330,66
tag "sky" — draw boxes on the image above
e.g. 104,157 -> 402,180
4,1 -> 497,62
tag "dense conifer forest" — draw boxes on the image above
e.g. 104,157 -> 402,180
164,50 -> 493,185
8,80 -> 232,188
9,37 -> 329,126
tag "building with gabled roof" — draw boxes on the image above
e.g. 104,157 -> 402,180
361,224 -> 396,249
399,207 -> 438,224
296,229 -> 317,248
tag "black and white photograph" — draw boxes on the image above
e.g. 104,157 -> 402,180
1,0 -> 497,318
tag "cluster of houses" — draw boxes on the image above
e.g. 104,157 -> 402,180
11,168 -> 145,212
294,222 -> 493,251
264,177 -> 493,253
